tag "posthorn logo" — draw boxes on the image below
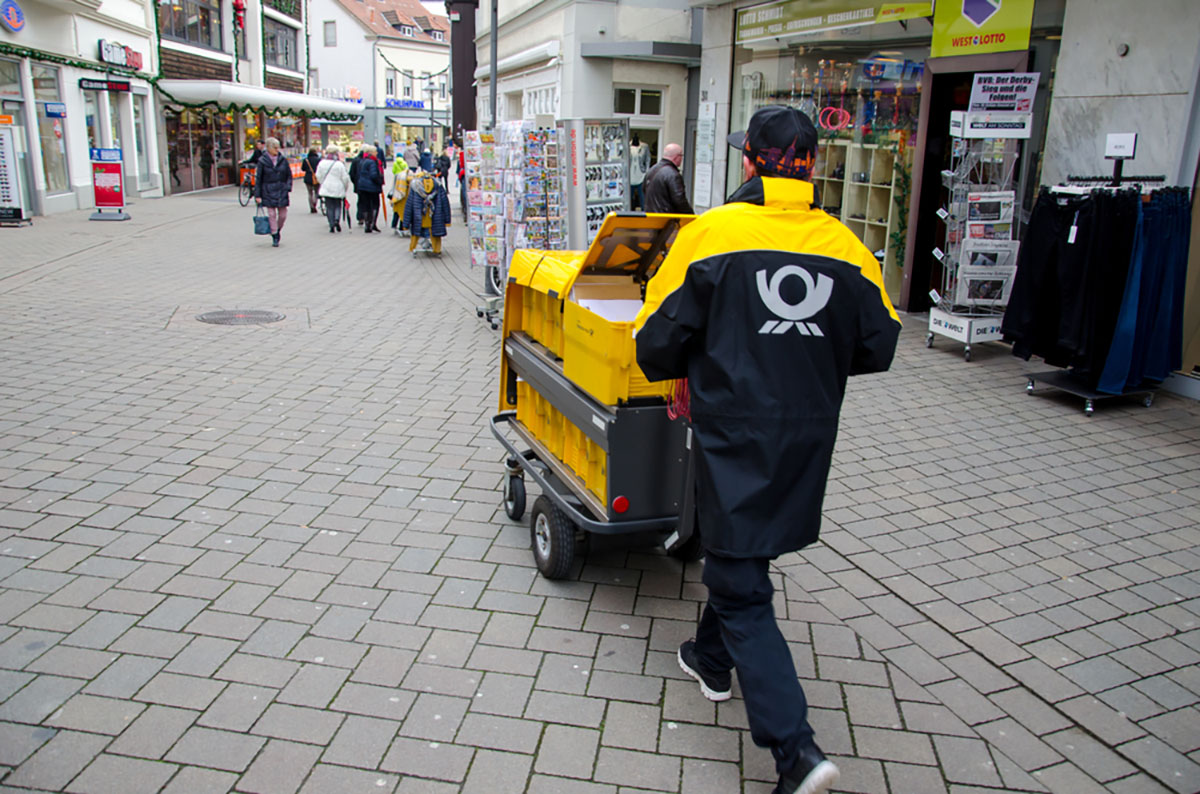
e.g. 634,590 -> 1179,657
756,265 -> 833,336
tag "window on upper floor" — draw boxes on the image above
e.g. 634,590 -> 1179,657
158,0 -> 223,51
403,73 -> 412,98
264,18 -> 299,71
323,20 -> 336,46
386,69 -> 397,97
400,25 -> 414,36
431,30 -> 443,41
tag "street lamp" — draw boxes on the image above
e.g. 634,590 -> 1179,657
424,84 -> 437,154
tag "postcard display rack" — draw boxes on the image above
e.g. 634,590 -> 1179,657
926,112 -> 1022,362
557,118 -> 630,249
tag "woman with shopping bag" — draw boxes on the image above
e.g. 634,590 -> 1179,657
254,137 -> 293,247
315,144 -> 352,233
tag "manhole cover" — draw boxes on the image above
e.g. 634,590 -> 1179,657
196,310 -> 286,325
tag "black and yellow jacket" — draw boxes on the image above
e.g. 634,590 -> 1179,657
634,176 -> 901,558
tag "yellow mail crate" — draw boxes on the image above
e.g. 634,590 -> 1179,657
562,293 -> 674,406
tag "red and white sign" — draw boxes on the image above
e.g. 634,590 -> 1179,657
92,160 -> 124,208
98,39 -> 144,71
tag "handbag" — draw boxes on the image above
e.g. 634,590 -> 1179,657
253,206 -> 271,235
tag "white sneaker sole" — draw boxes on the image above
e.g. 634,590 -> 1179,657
793,760 -> 840,794
677,648 -> 732,702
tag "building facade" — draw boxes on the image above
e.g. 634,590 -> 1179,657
1,0 -> 162,216
308,0 -> 449,157
473,0 -> 698,168
153,0 -> 363,193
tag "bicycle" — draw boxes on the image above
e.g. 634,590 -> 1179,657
237,164 -> 256,207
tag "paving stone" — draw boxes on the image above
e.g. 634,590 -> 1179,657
135,672 -> 225,711
0,674 -> 83,724
107,705 -> 197,760
0,722 -> 57,766
4,730 -> 110,791
594,747 -> 681,792
65,754 -> 177,794
23,645 -> 116,679
461,747 -> 534,794
298,764 -> 399,794
535,724 -> 600,779
933,735 -> 1004,788
455,713 -> 543,753
235,739 -> 322,794
165,726 -> 266,772
321,715 -> 398,769
44,693 -> 144,735
1045,727 -> 1138,783
658,721 -> 740,762
379,737 -> 474,782
196,683 -> 275,732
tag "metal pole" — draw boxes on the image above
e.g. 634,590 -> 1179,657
489,0 -> 498,129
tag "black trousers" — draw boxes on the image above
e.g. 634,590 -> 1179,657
359,192 -> 379,227
693,553 -> 814,776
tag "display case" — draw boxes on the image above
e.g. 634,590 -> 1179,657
556,118 -> 631,249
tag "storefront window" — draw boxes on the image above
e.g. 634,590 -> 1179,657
159,0 -> 223,51
109,97 -> 122,153
0,59 -> 22,97
264,116 -> 303,158
729,33 -> 926,277
264,19 -> 298,71
1,99 -> 33,213
30,65 -> 69,194
83,90 -> 101,149
133,95 -> 150,186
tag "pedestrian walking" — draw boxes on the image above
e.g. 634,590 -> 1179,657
436,148 -> 451,192
348,147 -> 365,226
301,146 -> 322,213
643,142 -> 694,214
629,134 -> 651,210
390,155 -> 410,235
355,144 -> 386,233
419,147 -> 433,174
403,141 -> 421,171
315,144 -> 352,233
254,137 -> 293,247
633,105 -> 902,794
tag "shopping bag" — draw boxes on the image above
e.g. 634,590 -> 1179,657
253,206 -> 271,235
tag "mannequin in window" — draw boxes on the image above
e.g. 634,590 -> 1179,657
629,134 -> 651,210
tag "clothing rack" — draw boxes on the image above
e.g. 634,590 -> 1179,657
1018,179 -> 1191,414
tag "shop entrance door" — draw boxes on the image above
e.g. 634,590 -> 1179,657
900,51 -> 1028,313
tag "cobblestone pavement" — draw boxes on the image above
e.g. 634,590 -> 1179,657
1,187 -> 1198,794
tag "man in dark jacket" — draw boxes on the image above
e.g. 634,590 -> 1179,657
634,106 -> 901,794
348,149 -> 364,225
355,145 -> 385,233
643,142 -> 693,214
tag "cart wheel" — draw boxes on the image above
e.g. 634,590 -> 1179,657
1026,379 -> 1035,393
1084,399 -> 1095,416
1143,394 -> 1154,408
925,333 -> 934,348
667,532 -> 705,562
963,346 -> 972,362
490,320 -> 500,331
476,309 -> 484,318
530,495 -> 576,579
503,474 -> 526,521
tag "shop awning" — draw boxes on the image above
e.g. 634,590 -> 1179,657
580,41 -> 702,68
155,80 -> 364,121
734,0 -> 933,45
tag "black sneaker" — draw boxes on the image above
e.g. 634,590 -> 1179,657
677,640 -> 731,702
774,743 -> 839,794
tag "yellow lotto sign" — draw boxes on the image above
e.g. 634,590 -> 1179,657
931,0 -> 1034,59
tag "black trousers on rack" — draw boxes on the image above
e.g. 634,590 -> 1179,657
1002,188 -> 1138,388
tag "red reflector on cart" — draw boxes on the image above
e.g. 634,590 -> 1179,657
612,496 -> 629,514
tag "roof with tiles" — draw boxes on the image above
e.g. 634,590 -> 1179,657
335,0 -> 450,44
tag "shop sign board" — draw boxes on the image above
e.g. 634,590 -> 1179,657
735,0 -> 931,44
89,148 -> 125,212
44,102 -> 67,118
80,77 -> 131,92
0,125 -> 26,221
385,98 -> 426,109
950,108 -> 1032,139
0,0 -> 25,33
98,39 -> 145,71
931,0 -> 1034,59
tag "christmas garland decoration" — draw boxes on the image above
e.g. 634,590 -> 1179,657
0,41 -> 153,81
377,49 -> 449,81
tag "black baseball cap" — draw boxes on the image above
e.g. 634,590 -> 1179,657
727,105 -> 818,180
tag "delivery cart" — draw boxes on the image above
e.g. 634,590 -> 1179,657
490,213 -> 702,578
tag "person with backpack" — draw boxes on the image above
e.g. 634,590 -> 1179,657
301,145 -> 322,213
